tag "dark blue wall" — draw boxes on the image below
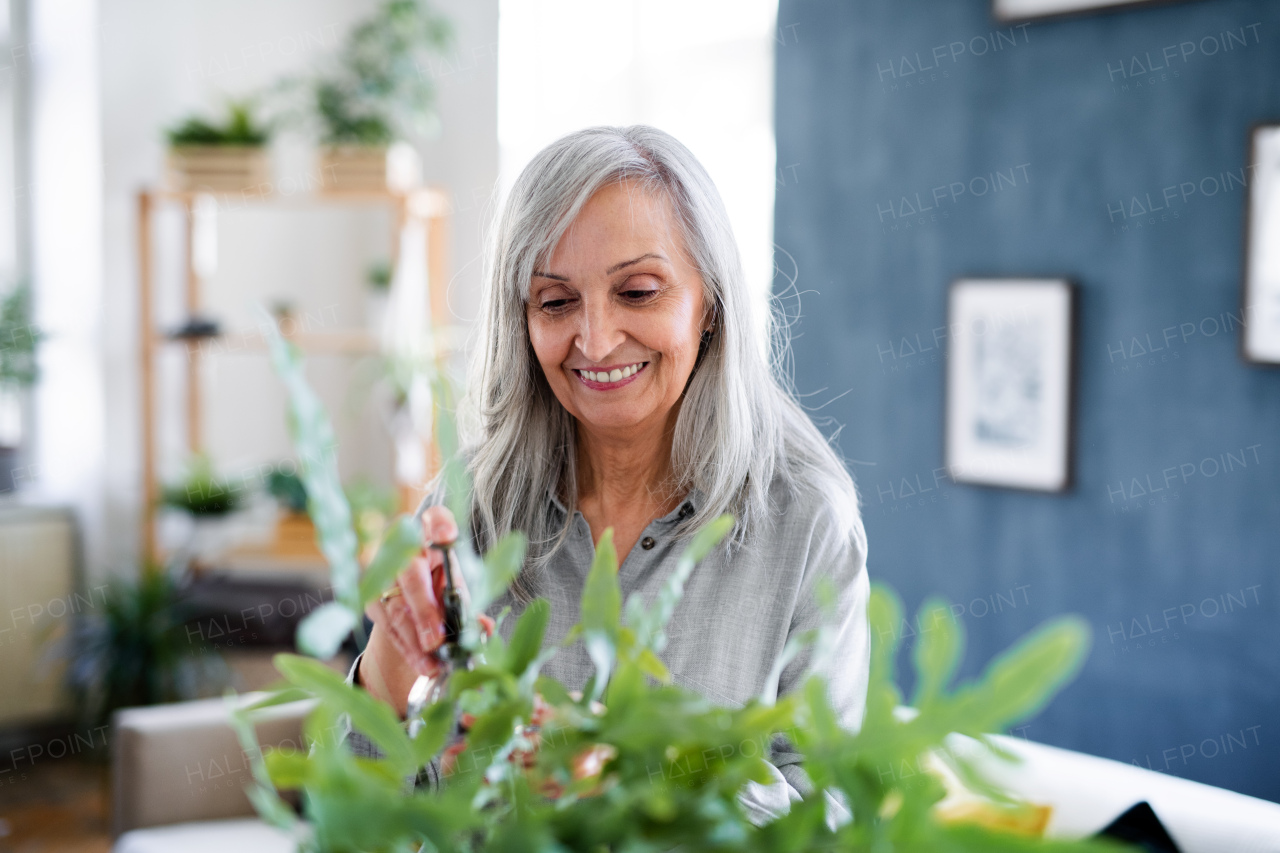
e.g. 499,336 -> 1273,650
775,0 -> 1280,802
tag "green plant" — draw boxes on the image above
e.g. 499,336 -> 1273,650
60,569 -> 228,730
367,260 -> 393,292
167,99 -> 270,147
268,465 -> 309,514
287,0 -> 453,146
160,453 -> 244,516
345,477 -> 399,552
0,281 -> 42,388
236,315 -> 1131,852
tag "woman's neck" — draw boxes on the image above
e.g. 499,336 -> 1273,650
575,416 -> 680,519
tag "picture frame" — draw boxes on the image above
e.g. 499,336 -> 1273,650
945,278 -> 1076,493
1242,123 -> 1280,366
992,0 -> 1185,24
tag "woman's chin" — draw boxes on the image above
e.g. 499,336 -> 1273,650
572,404 -> 660,436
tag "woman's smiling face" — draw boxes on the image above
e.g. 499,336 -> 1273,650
526,179 -> 709,439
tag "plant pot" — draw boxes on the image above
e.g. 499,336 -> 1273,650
167,145 -> 271,194
366,289 -> 390,337
318,145 -> 390,193
318,142 -> 421,193
274,511 -> 323,558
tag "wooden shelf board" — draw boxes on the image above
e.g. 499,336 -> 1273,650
150,325 -> 468,355
142,186 -> 450,214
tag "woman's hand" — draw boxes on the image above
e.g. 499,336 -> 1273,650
358,504 -> 494,718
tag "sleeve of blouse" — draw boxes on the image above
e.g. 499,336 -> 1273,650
742,499 -> 871,826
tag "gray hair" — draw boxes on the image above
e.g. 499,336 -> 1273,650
459,125 -> 858,601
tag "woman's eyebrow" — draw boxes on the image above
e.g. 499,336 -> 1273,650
606,252 -> 666,274
533,252 -> 667,281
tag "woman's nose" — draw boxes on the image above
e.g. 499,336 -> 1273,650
575,301 -> 625,363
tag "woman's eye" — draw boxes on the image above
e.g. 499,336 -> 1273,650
621,289 -> 658,303
540,299 -> 572,313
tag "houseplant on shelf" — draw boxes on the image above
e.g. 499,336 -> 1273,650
158,453 -> 247,567
0,281 -> 43,493
54,565 -> 230,733
281,0 -> 452,193
223,318 -> 1133,852
165,98 -> 272,194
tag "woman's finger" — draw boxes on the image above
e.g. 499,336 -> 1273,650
400,554 -> 444,653
421,504 -> 458,548
368,597 -> 436,675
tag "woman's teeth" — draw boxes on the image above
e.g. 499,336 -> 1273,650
577,363 -> 645,383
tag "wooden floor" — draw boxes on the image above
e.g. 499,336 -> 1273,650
0,757 -> 111,853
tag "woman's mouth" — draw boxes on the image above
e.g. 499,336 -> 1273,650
572,361 -> 648,390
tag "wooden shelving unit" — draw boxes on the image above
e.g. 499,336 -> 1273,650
137,186 -> 452,569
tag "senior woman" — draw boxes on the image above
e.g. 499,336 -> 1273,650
345,125 -> 869,822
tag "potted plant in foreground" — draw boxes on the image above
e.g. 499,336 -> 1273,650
0,281 -> 42,493
218,316 -> 1136,852
166,99 -> 272,193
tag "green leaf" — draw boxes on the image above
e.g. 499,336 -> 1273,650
225,693 -> 300,833
260,306 -> 361,611
471,530 -> 528,616
263,749 -> 314,789
581,529 -> 620,702
912,597 -> 961,709
242,686 -> 313,712
636,648 -> 671,683
296,601 -> 358,660
533,676 -> 570,707
507,598 -> 550,677
630,513 -> 733,653
411,699 -> 455,768
356,514 -> 424,606
974,617 -> 1091,730
273,653 -> 415,773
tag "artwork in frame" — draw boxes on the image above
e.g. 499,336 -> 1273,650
946,279 -> 1075,493
1243,124 -> 1280,365
993,0 -> 1177,23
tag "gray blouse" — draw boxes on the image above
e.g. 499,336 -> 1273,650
342,474 -> 870,825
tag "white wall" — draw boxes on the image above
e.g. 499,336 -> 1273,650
497,0 -> 778,322
75,0 -> 497,580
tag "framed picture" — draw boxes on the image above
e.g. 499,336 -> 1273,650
1242,124 -> 1280,365
993,0 -> 1184,23
946,279 -> 1076,493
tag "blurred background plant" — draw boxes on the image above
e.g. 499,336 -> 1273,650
166,98 -> 271,147
0,281 -> 41,386
0,281 -> 43,491
344,477 -> 399,559
159,452 -> 244,517
47,566 -> 230,736
266,464 -> 308,514
272,0 -> 454,147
